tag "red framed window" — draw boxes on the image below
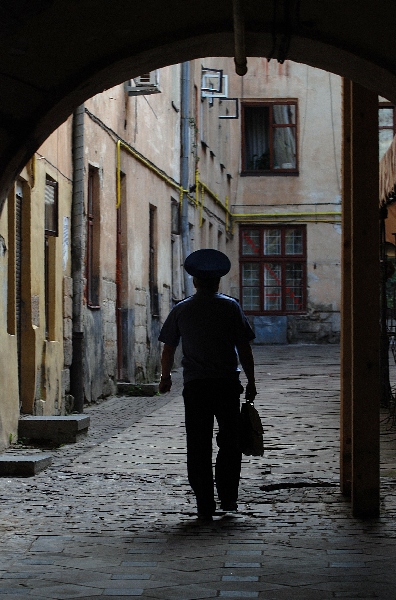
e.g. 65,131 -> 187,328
242,101 -> 298,174
240,225 -> 306,314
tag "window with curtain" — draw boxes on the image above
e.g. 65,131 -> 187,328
240,225 -> 306,314
379,103 -> 396,160
242,102 -> 298,173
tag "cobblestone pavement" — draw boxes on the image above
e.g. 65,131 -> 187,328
1,345 -> 396,599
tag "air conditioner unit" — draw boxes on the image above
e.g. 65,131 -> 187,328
124,71 -> 161,96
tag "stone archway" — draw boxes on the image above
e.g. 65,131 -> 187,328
0,0 -> 395,206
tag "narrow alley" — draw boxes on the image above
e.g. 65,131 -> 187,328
0,345 -> 396,599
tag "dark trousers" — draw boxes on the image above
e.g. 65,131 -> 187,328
183,378 -> 243,515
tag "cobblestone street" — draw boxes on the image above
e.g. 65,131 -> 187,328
1,345 -> 396,599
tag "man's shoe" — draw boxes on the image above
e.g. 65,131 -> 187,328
196,500 -> 216,521
220,502 -> 238,512
197,512 -> 213,522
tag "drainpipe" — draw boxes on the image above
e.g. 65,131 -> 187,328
70,104 -> 85,413
180,61 -> 193,297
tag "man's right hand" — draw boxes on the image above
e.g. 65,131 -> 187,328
159,376 -> 172,394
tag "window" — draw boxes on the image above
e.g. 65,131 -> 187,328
45,176 -> 58,235
379,103 -> 396,160
44,176 -> 58,339
149,205 -> 159,317
240,225 -> 306,314
87,167 -> 100,308
171,197 -> 180,235
242,102 -> 298,174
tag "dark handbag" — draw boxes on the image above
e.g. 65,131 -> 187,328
240,400 -> 264,456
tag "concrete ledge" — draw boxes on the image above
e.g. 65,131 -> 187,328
18,415 -> 90,445
0,454 -> 52,476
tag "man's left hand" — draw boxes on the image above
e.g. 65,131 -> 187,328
245,381 -> 257,401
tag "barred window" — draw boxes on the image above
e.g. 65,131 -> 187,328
240,225 -> 306,314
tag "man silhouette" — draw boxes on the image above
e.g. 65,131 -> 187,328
159,249 -> 257,520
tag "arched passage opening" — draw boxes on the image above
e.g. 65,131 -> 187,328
0,0 -> 389,518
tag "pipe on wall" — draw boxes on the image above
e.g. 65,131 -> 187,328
181,62 -> 193,297
70,104 -> 85,413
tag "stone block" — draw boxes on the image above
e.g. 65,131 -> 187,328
61,368 -> 70,395
104,320 -> 116,342
63,295 -> 73,319
134,308 -> 144,327
31,295 -> 40,327
107,282 -> 117,303
64,394 -> 74,413
296,320 -> 321,333
106,300 -> 116,322
63,338 -> 73,367
63,276 -> 73,297
135,325 -> 147,344
63,317 -> 72,340
18,415 -> 90,445
0,454 -> 52,476
135,288 -> 147,307
103,280 -> 117,302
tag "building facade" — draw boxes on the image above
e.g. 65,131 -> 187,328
191,58 -> 342,344
0,120 -> 73,448
0,58 -> 343,448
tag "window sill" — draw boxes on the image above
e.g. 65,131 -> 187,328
241,170 -> 299,177
87,303 -> 101,310
245,311 -> 306,316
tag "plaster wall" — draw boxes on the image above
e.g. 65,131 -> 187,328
0,120 -> 73,448
82,66 -> 183,396
20,122 -> 73,415
196,58 -> 342,210
0,197 -> 19,450
191,58 -> 342,342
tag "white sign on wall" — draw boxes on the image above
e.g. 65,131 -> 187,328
63,216 -> 69,271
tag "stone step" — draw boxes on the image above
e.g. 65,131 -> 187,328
0,454 -> 52,476
18,415 -> 90,445
117,382 -> 159,397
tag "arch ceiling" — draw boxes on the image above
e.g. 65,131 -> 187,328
0,0 -> 395,207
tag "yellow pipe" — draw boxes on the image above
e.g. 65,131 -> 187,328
231,211 -> 341,218
233,217 -> 341,224
195,172 -> 233,233
195,169 -> 199,206
199,179 -> 232,216
199,184 -> 205,227
116,139 -> 193,209
116,151 -> 341,231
